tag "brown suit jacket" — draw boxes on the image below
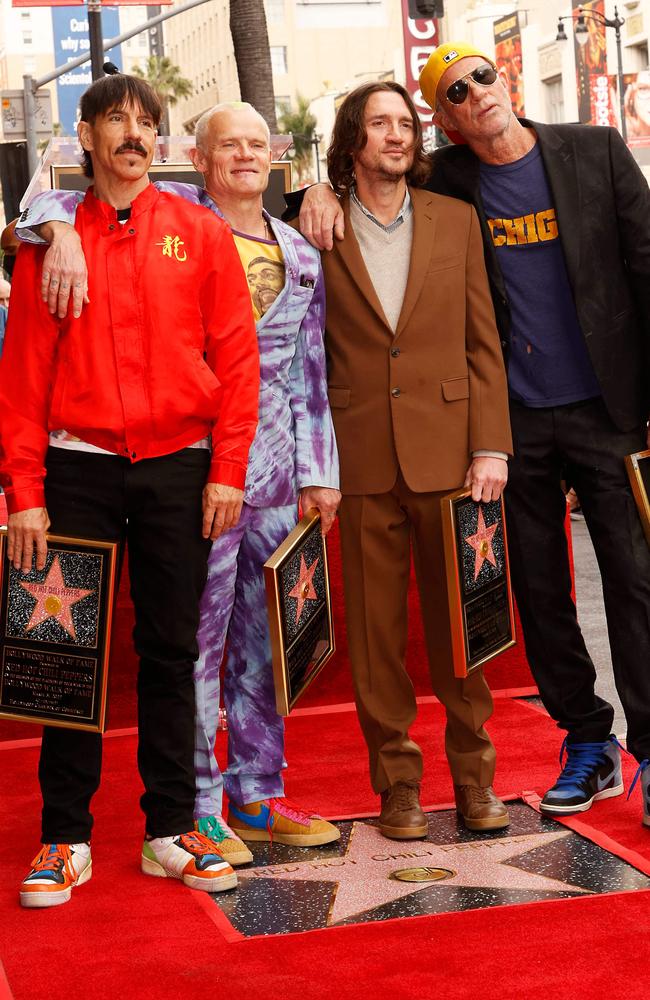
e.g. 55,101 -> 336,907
321,186 -> 512,495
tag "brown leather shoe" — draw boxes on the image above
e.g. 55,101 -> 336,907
454,784 -> 510,831
378,781 -> 428,840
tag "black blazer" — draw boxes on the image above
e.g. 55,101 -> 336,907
428,121 -> 650,431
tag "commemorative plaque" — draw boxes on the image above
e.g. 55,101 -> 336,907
441,489 -> 516,678
264,509 -> 335,716
0,532 -> 118,732
625,449 -> 650,547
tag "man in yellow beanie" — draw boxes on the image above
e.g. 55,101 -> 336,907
287,39 -> 650,833
420,42 -> 650,830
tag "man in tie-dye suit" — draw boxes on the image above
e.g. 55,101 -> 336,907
15,101 -> 342,866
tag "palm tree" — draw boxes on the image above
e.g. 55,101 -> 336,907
230,0 -> 278,131
132,55 -> 193,123
279,95 -> 317,183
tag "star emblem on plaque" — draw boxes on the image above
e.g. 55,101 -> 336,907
464,507 -> 498,581
441,490 -> 516,677
264,509 -> 335,715
0,533 -> 118,732
287,554 -> 320,625
20,555 -> 95,640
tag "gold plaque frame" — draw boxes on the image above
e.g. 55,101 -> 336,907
0,531 -> 118,732
441,489 -> 516,678
264,509 -> 335,716
625,448 -> 650,547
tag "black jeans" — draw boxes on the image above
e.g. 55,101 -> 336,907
39,446 -> 211,842
506,397 -> 650,762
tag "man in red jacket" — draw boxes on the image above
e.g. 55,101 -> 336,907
0,74 -> 260,908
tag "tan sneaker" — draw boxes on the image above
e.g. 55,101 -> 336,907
195,814 -> 254,866
454,784 -> 510,831
227,797 -> 340,847
20,842 -> 92,908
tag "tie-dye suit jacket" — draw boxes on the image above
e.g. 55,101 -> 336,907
16,184 -> 339,504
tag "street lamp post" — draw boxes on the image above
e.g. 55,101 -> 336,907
87,0 -> 105,82
556,5 -> 627,141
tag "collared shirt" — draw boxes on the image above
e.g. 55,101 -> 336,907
0,184 -> 260,514
350,187 -> 412,234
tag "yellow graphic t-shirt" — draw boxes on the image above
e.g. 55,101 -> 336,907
233,231 -> 285,322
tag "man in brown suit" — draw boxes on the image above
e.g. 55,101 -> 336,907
321,82 -> 512,838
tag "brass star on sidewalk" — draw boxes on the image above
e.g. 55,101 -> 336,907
20,555 -> 94,641
239,821 -> 589,925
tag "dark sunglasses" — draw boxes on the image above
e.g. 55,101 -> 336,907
445,63 -> 498,105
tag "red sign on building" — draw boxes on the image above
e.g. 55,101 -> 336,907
400,0 -> 439,149
12,0 -> 170,7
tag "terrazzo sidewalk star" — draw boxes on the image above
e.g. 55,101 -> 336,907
237,821 -> 588,925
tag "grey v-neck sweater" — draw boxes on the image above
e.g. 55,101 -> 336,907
349,196 -> 414,333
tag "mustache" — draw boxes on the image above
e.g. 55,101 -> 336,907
381,142 -> 413,153
115,141 -> 147,156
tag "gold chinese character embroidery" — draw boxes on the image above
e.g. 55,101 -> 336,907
156,235 -> 187,262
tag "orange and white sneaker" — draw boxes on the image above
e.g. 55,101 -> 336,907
20,842 -> 92,909
141,831 -> 237,892
228,797 -> 340,847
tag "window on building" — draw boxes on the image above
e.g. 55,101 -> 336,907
544,76 -> 564,124
265,0 -> 284,25
270,45 -> 288,75
627,41 -> 649,71
275,95 -> 291,119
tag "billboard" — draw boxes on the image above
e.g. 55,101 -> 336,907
610,71 -> 650,145
51,5 -> 123,136
400,0 -> 439,150
493,12 -> 525,117
573,0 -> 608,125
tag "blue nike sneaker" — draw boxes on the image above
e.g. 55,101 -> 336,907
540,736 -> 624,815
627,758 -> 650,827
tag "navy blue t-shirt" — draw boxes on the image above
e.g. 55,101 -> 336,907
479,144 -> 600,407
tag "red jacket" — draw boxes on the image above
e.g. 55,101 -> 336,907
0,184 -> 259,514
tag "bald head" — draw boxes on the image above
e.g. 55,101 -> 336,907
195,102 -> 270,152
0,279 -> 10,308
190,101 -> 272,206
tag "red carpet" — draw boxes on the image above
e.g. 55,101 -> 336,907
1,697 -> 645,1000
0,724 -> 645,1000
1,886 -> 647,1000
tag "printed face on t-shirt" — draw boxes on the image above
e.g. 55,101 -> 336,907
247,257 -> 284,316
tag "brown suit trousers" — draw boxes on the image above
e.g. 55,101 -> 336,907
338,476 -> 496,793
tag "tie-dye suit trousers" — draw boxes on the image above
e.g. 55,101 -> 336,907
193,502 -> 297,817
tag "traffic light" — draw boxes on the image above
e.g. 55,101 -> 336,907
408,0 -> 444,18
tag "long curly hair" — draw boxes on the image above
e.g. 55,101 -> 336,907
327,82 -> 431,197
